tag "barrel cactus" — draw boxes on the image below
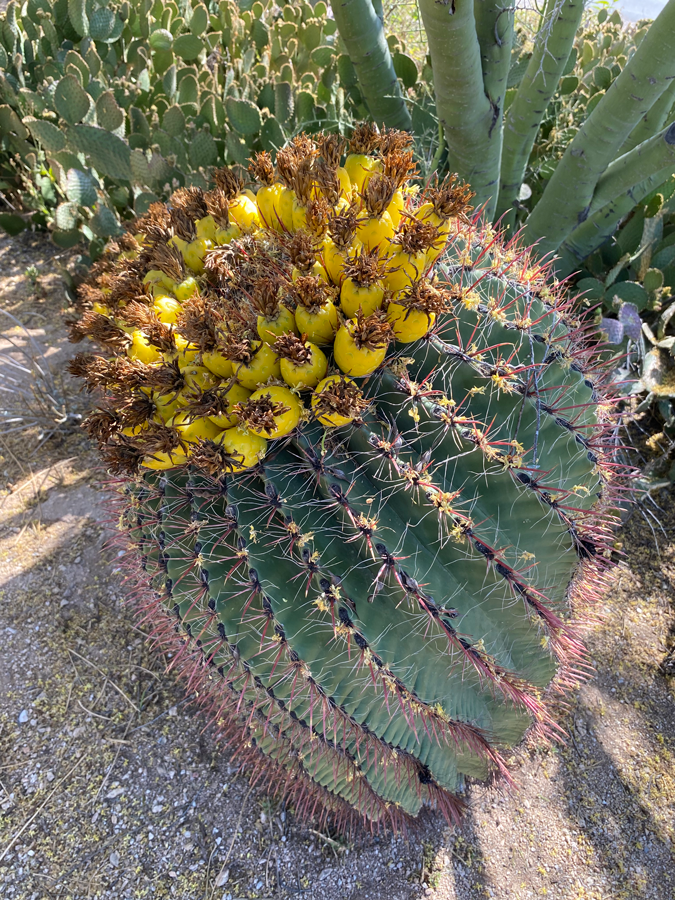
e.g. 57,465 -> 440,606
68,126 -> 626,830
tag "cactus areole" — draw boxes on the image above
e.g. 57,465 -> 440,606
69,127 -> 629,830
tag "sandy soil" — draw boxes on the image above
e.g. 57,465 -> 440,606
0,231 -> 673,900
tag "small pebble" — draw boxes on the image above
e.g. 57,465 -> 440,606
18,710 -> 28,724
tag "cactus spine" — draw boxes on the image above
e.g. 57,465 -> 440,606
68,127 -> 628,829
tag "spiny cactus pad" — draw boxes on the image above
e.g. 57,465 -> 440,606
69,127 -> 627,830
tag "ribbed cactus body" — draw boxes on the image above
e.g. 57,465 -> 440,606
71,128 -> 626,829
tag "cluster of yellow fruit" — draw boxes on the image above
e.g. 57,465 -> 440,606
72,126 -> 473,475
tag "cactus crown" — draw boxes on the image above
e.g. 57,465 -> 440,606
69,128 -> 628,831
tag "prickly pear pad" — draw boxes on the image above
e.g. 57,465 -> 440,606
68,127 -> 629,830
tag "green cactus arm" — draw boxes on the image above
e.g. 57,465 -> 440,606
555,165 -> 675,276
524,0 -> 675,256
328,0 -> 412,130
494,0 -> 585,226
587,122 -> 675,218
618,79 -> 675,156
416,0 -> 501,218
473,0 -> 515,123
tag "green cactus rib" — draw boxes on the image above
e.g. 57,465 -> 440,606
524,0 -> 675,256
110,260 -> 625,828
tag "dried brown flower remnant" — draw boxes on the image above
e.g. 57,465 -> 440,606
289,231 -> 318,272
305,197 -> 332,238
292,275 -> 336,313
394,279 -> 454,315
169,208 -> 197,243
349,122 -> 381,155
425,175 -> 475,222
382,149 -> 416,187
343,246 -> 387,286
273,332 -> 313,366
213,165 -> 244,198
148,242 -> 185,283
378,128 -> 413,157
68,354 -> 151,393
251,277 -> 283,318
362,174 -> 397,218
314,159 -> 341,206
170,186 -> 208,221
177,294 -> 224,352
248,151 -> 275,186
234,394 -> 291,436
205,189 -> 232,227
189,438 -> 248,475
391,217 -> 441,255
327,204 -> 359,250
317,133 -> 345,169
350,308 -> 393,350
67,313 -> 131,351
313,378 -> 369,420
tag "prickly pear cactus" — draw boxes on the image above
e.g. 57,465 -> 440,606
68,127 -> 627,829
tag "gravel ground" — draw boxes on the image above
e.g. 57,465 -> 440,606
0,231 -> 674,900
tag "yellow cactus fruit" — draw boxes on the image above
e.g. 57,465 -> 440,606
214,427 -> 268,472
173,276 -> 199,303
202,351 -> 234,379
128,330 -> 162,364
275,333 -> 328,390
233,340 -> 282,390
195,215 -> 218,242
207,383 -> 252,429
340,245 -> 387,318
252,276 -> 298,344
292,275 -> 339,345
386,280 -> 453,343
239,385 -> 303,438
170,411 -> 222,445
141,446 -> 188,470
153,296 -> 182,325
182,365 -> 219,392
334,309 -> 393,377
311,375 -> 367,427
